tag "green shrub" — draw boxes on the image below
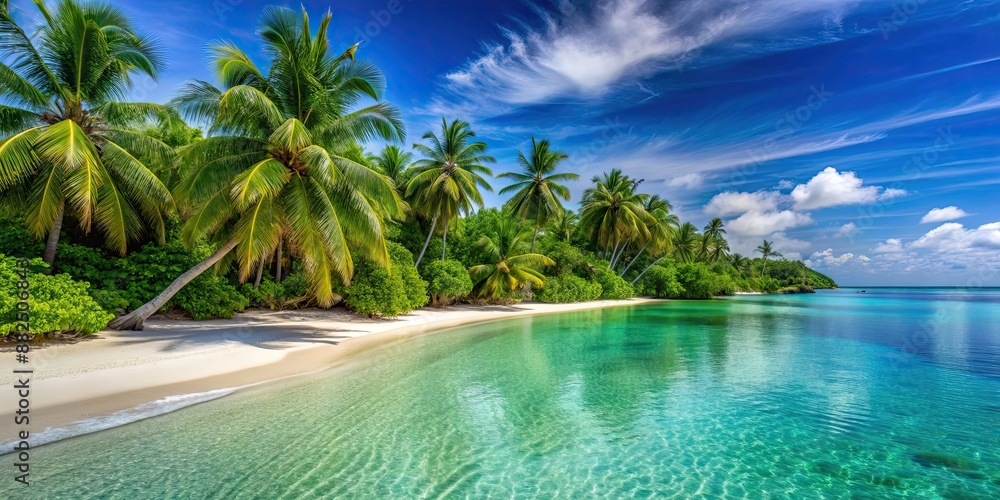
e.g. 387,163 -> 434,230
594,263 -> 635,299
241,272 -> 311,310
674,263 -> 734,299
0,255 -> 114,337
637,264 -> 684,298
536,274 -> 602,303
0,216 -> 44,259
421,259 -> 473,306
345,242 -> 427,317
53,241 -> 248,319
390,243 -> 428,310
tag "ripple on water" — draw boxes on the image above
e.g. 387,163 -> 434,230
14,291 -> 1000,498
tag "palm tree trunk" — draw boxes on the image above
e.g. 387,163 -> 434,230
415,215 -> 438,267
441,219 -> 449,261
41,202 -> 65,270
253,259 -> 264,287
761,257 -> 768,278
631,249 -> 675,285
108,238 -> 239,331
619,246 -> 645,277
275,240 -> 283,282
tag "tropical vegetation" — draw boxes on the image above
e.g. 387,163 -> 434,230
0,1 -> 836,338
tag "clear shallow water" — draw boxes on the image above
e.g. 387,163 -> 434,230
13,288 -> 1000,498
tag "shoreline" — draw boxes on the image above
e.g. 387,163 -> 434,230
0,298 -> 659,445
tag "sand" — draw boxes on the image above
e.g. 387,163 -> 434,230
0,299 -> 659,442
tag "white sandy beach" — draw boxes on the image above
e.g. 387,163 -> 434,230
0,299 -> 658,443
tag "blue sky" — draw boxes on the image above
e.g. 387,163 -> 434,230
9,0 -> 999,285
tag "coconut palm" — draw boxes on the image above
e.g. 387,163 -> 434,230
550,208 -> 578,243
406,118 -> 494,266
578,169 -> 650,267
109,6 -> 404,330
706,235 -> 730,263
730,253 -> 749,277
619,195 -> 677,276
373,144 -> 413,192
498,137 -> 578,250
671,222 -> 701,264
630,220 -> 698,285
755,239 -> 782,277
697,217 -> 726,261
0,0 -> 174,265
468,219 -> 554,299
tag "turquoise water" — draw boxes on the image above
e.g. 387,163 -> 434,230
13,288 -> 1000,498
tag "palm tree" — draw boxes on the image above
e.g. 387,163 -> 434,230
755,239 -> 782,277
550,208 -> 578,243
698,217 -> 726,261
631,221 -> 697,285
619,195 -> 677,276
373,144 -> 413,192
578,169 -> 650,268
109,6 -> 404,330
730,253 -> 749,277
468,219 -> 554,299
498,137 -> 578,250
0,0 -> 174,266
406,118 -> 494,266
707,235 -> 730,263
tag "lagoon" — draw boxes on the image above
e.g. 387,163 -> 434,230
17,289 -> 1000,498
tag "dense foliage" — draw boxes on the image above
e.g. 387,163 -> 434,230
0,1 -> 838,336
421,260 -> 473,306
345,243 -> 427,317
536,274 -> 602,303
0,255 -> 114,336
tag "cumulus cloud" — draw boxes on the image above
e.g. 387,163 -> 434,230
873,238 -> 904,253
807,248 -> 869,267
704,190 -> 782,216
790,167 -> 906,210
666,172 -> 706,189
727,210 -> 813,237
835,222 -> 860,238
920,206 -> 969,224
912,222 -> 1000,252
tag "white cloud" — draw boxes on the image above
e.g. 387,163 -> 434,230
835,222 -> 860,238
920,206 -> 969,224
790,167 -> 905,210
666,172 -> 706,190
807,248 -> 869,267
873,238 -> 904,253
728,210 -> 813,237
776,180 -> 796,190
704,190 -> 782,216
432,0 -> 880,117
912,222 -> 1000,252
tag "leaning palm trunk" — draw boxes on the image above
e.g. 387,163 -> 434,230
441,220 -> 449,260
631,249 -> 675,285
619,245 -> 646,277
41,203 -> 65,269
108,239 -> 239,330
415,215 -> 438,267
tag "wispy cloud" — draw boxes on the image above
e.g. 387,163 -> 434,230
429,0 -> 882,118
